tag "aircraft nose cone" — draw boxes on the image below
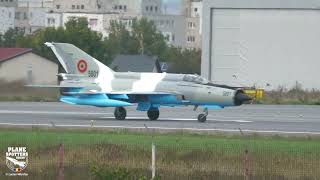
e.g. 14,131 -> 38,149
234,91 -> 253,106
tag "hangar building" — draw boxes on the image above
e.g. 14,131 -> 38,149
0,48 -> 58,84
201,0 -> 320,90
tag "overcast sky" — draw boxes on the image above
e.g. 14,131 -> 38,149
162,0 -> 181,15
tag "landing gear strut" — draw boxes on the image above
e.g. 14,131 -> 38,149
147,108 -> 160,121
114,107 -> 126,120
197,108 -> 208,123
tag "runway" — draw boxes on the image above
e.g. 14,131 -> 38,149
0,102 -> 320,135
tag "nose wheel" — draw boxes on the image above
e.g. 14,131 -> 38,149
198,114 -> 207,123
197,107 -> 208,123
114,107 -> 127,120
147,108 -> 160,121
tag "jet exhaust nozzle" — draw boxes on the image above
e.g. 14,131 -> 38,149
234,90 -> 253,106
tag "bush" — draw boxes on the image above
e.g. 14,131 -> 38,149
257,82 -> 320,105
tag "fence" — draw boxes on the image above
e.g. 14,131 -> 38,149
0,128 -> 319,180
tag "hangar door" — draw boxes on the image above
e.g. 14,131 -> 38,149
210,9 -> 320,89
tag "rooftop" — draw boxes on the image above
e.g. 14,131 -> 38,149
0,48 -> 32,62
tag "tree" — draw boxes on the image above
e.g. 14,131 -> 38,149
2,17 -> 201,74
104,18 -> 168,56
0,33 -> 3,47
131,18 -> 167,56
1,28 -> 24,47
104,20 -> 137,58
161,47 -> 201,74
16,17 -> 110,64
104,18 -> 200,74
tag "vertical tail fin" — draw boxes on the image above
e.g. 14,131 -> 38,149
45,42 -> 113,78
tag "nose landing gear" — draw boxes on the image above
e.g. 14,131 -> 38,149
197,107 -> 208,123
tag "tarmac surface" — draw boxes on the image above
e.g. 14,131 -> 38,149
0,102 -> 320,135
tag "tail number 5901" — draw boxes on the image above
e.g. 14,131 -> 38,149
88,70 -> 99,78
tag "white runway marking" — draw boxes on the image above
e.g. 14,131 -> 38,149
0,110 -> 251,123
0,110 -> 112,115
100,116 -> 252,123
0,122 -> 319,135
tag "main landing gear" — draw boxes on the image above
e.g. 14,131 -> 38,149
147,108 -> 160,121
197,107 -> 208,123
114,107 -> 127,120
114,107 -> 160,121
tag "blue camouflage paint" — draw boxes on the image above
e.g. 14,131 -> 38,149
108,94 -> 129,100
133,95 -> 232,111
60,95 -> 131,107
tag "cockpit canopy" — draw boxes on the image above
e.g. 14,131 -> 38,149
183,74 -> 209,84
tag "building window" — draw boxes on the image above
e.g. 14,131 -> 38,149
187,35 -> 195,43
165,34 -> 170,41
15,12 -> 20,19
114,5 -> 117,10
124,5 -> 127,11
188,22 -> 196,29
30,12 -> 32,18
119,5 -> 122,10
8,12 -> 11,18
10,0 -> 13,2
194,8 -> 198,12
146,6 -> 148,11
23,12 -> 27,20
81,5 -> 84,9
56,5 -> 60,9
48,18 -> 55,25
77,5 -> 80,9
172,34 -> 175,42
72,5 -> 75,9
89,19 -> 98,26
160,20 -> 164,26
150,6 -> 153,11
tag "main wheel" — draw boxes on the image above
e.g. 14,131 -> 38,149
197,114 -> 207,123
114,107 -> 126,120
147,109 -> 160,121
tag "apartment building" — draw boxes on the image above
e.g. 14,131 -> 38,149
182,0 -> 202,49
52,0 -> 161,14
14,6 -> 50,34
0,0 -> 17,7
11,0 -> 55,34
1,0 -> 191,48
0,0 -> 16,34
46,12 -> 62,28
0,7 -> 15,34
147,15 -> 186,47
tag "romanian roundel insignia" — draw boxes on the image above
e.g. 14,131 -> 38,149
77,59 -> 88,73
